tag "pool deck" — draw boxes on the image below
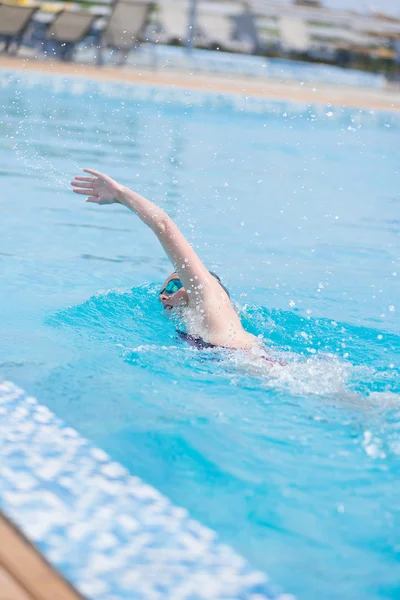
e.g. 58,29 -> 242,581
1,56 -> 399,113
0,512 -> 82,600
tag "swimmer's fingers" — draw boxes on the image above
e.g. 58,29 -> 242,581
83,168 -> 108,180
71,180 -> 93,189
74,176 -> 95,182
82,169 -> 117,188
70,190 -> 102,203
72,188 -> 95,196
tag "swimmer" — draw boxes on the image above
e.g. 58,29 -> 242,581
70,169 -> 268,354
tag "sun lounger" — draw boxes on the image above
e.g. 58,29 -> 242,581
96,0 -> 154,66
231,11 -> 262,55
156,3 -> 193,46
197,12 -> 253,53
0,4 -> 38,54
279,16 -> 311,53
46,10 -> 97,61
156,3 -> 258,54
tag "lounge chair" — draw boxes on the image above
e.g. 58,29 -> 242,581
279,16 -> 310,53
231,11 -> 262,55
46,10 -> 97,61
156,2 -> 197,46
197,12 -> 253,53
96,1 -> 154,66
0,4 -> 38,55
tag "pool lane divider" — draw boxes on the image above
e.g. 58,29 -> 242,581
0,380 -> 293,600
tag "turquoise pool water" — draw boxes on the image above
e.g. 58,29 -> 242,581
1,71 -> 399,599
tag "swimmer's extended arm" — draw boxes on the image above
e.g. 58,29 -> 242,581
71,169 -> 223,305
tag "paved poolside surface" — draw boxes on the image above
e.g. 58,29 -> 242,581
1,56 -> 399,112
0,512 -> 82,600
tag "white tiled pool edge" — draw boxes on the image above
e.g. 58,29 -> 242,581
0,380 -> 293,600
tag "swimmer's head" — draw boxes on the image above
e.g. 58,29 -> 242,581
158,271 -> 229,311
159,273 -> 189,310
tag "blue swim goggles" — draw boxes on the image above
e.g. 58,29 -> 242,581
159,278 -> 183,296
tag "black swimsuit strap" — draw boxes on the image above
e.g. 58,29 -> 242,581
176,330 -> 218,350
177,330 -> 285,365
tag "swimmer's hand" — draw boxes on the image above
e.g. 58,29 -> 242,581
70,169 -> 124,205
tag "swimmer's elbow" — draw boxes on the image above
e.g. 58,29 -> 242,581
149,210 -> 170,235
154,213 -> 175,238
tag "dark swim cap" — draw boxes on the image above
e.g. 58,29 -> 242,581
209,271 -> 230,298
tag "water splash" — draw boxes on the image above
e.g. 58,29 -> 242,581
48,285 -> 399,402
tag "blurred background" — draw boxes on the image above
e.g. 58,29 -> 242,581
1,0 -> 400,82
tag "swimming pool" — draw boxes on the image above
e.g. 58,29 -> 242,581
145,46 -> 387,88
1,70 -> 399,599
